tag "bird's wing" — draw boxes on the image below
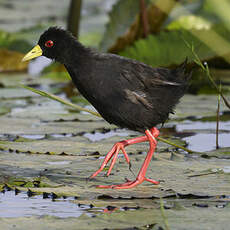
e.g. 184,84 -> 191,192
148,77 -> 181,86
120,62 -> 182,90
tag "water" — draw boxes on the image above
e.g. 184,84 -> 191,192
46,161 -> 72,165
9,121 -> 230,152
176,120 -> 230,152
0,191 -> 96,218
83,129 -> 129,142
83,120 -> 230,152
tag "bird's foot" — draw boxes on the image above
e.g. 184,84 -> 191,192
90,141 -> 130,179
89,127 -> 160,189
96,177 -> 159,189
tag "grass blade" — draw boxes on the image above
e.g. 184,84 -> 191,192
20,84 -> 101,117
21,84 -> 194,153
216,84 -> 221,149
160,198 -> 170,230
184,39 -> 230,109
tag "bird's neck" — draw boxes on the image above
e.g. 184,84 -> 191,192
56,40 -> 92,69
60,41 -> 95,88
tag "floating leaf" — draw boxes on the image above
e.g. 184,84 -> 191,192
20,85 -> 101,117
21,85 -> 192,153
0,87 -> 38,99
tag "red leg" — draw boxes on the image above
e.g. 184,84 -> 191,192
90,127 -> 159,179
91,127 -> 160,189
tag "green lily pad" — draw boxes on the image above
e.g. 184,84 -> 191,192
0,62 -> 230,229
0,73 -> 30,87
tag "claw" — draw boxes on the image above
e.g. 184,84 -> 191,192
90,141 -> 130,179
107,148 -> 119,176
90,127 -> 160,189
96,177 -> 159,189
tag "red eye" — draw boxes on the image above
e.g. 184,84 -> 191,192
45,40 -> 54,48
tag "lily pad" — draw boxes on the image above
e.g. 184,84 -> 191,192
174,94 -> 229,119
0,73 -> 31,87
0,88 -> 39,99
0,62 -> 230,229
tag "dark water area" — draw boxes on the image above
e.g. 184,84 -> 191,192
0,190 -> 97,218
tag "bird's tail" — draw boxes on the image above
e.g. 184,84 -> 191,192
174,58 -> 192,83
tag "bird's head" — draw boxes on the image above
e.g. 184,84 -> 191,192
22,27 -> 79,63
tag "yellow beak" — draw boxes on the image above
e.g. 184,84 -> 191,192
22,45 -> 43,62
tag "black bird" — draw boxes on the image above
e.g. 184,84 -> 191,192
22,27 -> 191,189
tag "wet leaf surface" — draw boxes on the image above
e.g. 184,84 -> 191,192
0,72 -> 230,230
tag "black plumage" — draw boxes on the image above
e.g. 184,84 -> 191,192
37,27 -> 190,132
23,27 -> 191,189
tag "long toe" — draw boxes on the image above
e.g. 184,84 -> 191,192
95,177 -> 159,189
90,141 -> 131,178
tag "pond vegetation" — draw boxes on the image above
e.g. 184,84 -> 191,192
0,0 -> 230,229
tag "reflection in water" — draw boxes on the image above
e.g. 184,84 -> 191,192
83,129 -> 129,142
176,121 -> 230,152
0,191 -> 95,218
183,133 -> 230,152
